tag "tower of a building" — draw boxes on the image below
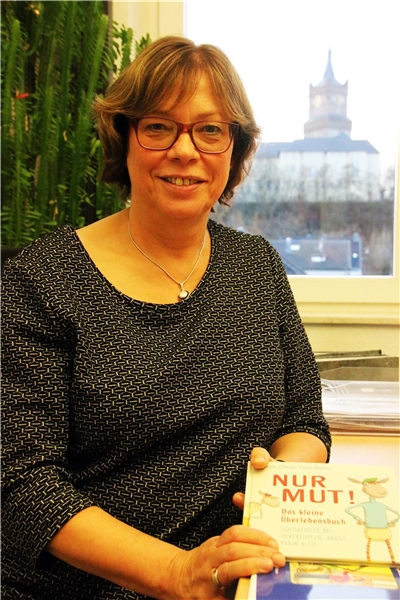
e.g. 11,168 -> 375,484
304,50 -> 352,138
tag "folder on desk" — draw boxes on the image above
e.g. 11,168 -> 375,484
321,367 -> 399,435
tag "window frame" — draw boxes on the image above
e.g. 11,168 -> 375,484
290,153 -> 399,324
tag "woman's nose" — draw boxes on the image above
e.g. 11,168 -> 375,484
167,130 -> 200,160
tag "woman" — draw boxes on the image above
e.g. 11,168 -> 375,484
1,36 -> 331,599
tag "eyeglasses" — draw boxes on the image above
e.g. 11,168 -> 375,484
130,117 -> 239,154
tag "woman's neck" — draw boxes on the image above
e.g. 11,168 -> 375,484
126,205 -> 210,257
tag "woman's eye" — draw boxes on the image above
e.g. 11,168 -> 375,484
202,124 -> 221,134
147,122 -> 168,132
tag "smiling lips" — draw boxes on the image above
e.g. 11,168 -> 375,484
164,176 -> 202,186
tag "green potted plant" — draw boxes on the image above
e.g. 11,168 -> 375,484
1,0 -> 149,254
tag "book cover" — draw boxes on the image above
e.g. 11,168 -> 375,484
243,462 -> 399,566
247,563 -> 400,600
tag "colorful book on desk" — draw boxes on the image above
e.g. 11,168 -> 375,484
248,563 -> 400,600
243,462 -> 400,566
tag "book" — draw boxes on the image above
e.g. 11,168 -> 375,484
243,462 -> 400,566
247,563 -> 400,599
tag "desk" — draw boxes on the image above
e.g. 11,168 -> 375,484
234,434 -> 399,600
330,434 -> 399,477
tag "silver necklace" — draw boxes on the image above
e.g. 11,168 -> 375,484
127,215 -> 206,301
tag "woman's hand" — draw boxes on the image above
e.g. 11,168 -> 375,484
162,448 -> 284,598
232,447 -> 275,511
166,524 -> 285,599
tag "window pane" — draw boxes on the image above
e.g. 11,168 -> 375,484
186,0 -> 398,276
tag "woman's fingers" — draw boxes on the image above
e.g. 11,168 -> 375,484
215,524 -> 279,551
211,527 -> 286,588
214,525 -> 284,566
250,446 -> 272,469
232,492 -> 245,510
213,553 -> 284,588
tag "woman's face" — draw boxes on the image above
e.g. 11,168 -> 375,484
126,73 -> 234,224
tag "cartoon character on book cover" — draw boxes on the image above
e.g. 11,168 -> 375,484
345,476 -> 400,564
243,490 -> 280,526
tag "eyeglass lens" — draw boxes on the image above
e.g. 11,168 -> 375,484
136,118 -> 233,153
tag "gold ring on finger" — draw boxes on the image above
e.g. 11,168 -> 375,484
212,567 -> 225,589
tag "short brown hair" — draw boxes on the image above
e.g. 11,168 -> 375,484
93,36 -> 261,204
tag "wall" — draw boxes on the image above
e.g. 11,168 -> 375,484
112,1 -> 184,43
305,322 -> 399,357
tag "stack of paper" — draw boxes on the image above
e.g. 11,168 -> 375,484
321,376 -> 399,435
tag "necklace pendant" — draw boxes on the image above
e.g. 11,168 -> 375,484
178,288 -> 190,301
127,214 -> 206,303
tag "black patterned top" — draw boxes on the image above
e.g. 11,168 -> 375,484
1,219 -> 331,599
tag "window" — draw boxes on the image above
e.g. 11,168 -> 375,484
186,0 -> 399,321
